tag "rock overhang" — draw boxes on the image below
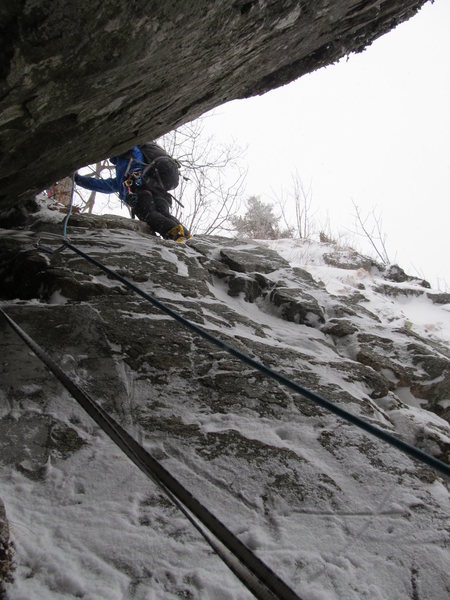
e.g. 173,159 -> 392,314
0,0 -> 427,210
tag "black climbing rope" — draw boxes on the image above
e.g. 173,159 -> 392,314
62,173 -> 76,239
3,229 -> 449,597
0,306 -> 301,600
61,240 -> 450,479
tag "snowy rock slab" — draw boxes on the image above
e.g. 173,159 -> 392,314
0,215 -> 449,600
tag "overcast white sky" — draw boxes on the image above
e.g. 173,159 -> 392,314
202,0 -> 450,289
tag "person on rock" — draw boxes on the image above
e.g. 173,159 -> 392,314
74,145 -> 191,242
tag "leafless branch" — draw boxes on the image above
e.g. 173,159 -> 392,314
351,200 -> 391,264
158,116 -> 247,234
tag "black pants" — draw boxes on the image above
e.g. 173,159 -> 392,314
130,189 -> 181,237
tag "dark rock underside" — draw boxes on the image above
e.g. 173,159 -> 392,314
0,0 -> 426,208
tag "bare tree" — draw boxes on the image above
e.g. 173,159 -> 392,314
272,172 -> 316,239
158,118 -> 247,235
70,159 -> 116,214
351,200 -> 391,264
292,173 -> 315,239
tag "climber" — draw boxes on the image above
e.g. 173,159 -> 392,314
74,145 -> 191,242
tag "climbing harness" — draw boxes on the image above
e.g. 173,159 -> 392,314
123,170 -> 143,195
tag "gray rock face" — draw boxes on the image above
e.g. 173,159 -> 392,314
0,499 -> 14,596
0,210 -> 448,598
0,0 -> 426,208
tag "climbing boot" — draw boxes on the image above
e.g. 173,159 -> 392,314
175,233 -> 192,243
166,224 -> 192,242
